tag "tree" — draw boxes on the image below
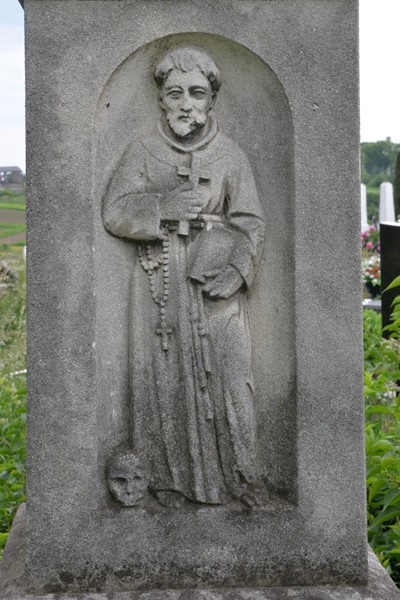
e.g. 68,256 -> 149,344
361,139 -> 400,187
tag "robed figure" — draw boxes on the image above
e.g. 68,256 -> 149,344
103,47 -> 265,509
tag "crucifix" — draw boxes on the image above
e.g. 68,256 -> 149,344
156,321 -> 173,352
177,154 -> 211,236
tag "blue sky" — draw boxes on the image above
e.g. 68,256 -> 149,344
1,0 -> 400,172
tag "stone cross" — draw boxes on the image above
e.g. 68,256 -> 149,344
156,321 -> 173,351
177,155 -> 210,235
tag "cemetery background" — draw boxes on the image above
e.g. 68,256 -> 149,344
361,139 -> 400,222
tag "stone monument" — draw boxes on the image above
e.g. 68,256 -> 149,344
380,182 -> 396,223
361,183 -> 369,232
381,222 -> 400,334
1,0 -> 399,598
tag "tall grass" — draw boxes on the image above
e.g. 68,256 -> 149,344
0,250 -> 26,555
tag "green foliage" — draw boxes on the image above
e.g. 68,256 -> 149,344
361,141 -> 400,222
364,278 -> 400,586
366,187 -> 379,222
361,140 -> 400,185
0,190 -> 23,198
0,251 -> 26,556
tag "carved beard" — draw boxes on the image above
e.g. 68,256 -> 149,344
165,110 -> 208,139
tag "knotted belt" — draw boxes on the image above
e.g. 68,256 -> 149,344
162,213 -> 225,231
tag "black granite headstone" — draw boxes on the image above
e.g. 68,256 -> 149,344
380,222 -> 400,335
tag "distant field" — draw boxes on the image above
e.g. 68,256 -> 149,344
0,203 -> 26,212
0,224 -> 26,240
0,192 -> 26,211
0,192 -> 26,245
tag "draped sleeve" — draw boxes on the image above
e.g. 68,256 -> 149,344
102,142 -> 162,241
224,147 -> 265,287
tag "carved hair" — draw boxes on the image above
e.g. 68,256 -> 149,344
154,46 -> 222,93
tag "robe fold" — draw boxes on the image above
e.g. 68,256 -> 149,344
103,118 -> 265,504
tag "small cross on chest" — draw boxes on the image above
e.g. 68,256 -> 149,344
176,155 -> 211,236
177,154 -> 211,190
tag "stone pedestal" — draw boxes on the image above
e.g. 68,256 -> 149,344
1,0 -> 398,598
1,506 -> 399,599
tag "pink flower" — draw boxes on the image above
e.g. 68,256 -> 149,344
366,242 -> 373,250
377,244 -> 380,252
369,225 -> 376,232
361,232 -> 367,238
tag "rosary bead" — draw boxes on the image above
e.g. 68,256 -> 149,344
160,308 -> 166,315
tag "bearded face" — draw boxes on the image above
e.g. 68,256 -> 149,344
159,68 -> 215,139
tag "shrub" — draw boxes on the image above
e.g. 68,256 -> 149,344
364,277 -> 400,586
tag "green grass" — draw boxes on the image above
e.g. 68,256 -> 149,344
0,224 -> 26,240
0,203 -> 26,212
0,190 -> 26,212
0,250 -> 26,556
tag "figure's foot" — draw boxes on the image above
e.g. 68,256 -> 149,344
155,490 -> 186,508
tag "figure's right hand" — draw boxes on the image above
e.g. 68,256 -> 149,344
161,183 -> 207,221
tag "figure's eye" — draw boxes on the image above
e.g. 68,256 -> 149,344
167,90 -> 182,99
192,90 -> 206,99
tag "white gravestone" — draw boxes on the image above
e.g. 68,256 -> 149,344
361,183 -> 369,232
379,182 -> 396,223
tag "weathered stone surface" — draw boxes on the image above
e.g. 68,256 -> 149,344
12,0 -> 372,595
1,506 -> 400,599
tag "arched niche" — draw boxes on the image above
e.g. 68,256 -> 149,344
93,32 -> 296,506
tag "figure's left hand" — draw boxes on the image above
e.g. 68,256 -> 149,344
202,266 -> 244,299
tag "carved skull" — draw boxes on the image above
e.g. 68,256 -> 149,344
106,451 -> 148,506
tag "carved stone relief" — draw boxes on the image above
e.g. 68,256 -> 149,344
103,46 -> 266,509
107,451 -> 149,507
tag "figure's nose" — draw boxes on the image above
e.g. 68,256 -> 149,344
181,93 -> 192,111
126,482 -> 136,493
